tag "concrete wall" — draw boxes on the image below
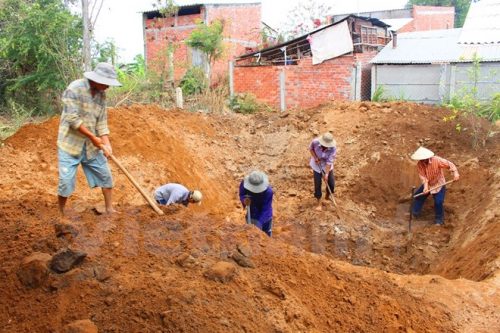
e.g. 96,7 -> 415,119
454,63 -> 500,101
372,62 -> 500,104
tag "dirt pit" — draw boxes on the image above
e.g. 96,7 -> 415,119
0,102 -> 499,332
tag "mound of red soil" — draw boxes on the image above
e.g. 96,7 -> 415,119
0,102 -> 498,332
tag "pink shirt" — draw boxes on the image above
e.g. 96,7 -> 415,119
417,156 -> 458,194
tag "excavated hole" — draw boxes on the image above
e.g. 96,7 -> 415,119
273,156 -> 497,281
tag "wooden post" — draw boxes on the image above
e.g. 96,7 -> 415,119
175,87 -> 183,109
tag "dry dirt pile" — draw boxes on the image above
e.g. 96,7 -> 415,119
0,102 -> 499,332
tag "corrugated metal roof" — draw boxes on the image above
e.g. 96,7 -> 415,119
380,18 -> 413,31
237,15 -> 388,60
459,0 -> 500,44
371,28 -> 500,64
140,0 -> 261,13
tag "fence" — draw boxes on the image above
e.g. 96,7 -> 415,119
371,62 -> 500,104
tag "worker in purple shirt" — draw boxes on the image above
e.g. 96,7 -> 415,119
239,171 -> 273,237
309,132 -> 337,211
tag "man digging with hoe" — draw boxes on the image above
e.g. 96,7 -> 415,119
309,132 -> 337,211
410,147 -> 460,225
57,63 -> 121,216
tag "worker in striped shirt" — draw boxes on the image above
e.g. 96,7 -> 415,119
57,63 -> 121,216
410,147 -> 460,225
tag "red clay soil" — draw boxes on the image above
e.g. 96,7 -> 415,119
0,102 -> 499,332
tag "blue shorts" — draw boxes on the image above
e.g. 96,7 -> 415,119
58,147 -> 113,197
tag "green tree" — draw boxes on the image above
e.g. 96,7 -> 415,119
0,0 -> 82,115
406,0 -> 472,27
153,0 -> 178,17
185,19 -> 225,83
94,39 -> 117,66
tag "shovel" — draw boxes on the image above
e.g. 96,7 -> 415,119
101,146 -> 164,215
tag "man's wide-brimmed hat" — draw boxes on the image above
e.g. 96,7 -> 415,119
411,147 -> 434,160
318,132 -> 336,148
84,62 -> 122,87
190,190 -> 202,205
243,171 -> 269,193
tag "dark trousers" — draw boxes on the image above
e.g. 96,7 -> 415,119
246,213 -> 273,237
412,185 -> 446,224
313,170 -> 335,199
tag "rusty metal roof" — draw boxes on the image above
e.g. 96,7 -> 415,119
236,15 -> 389,60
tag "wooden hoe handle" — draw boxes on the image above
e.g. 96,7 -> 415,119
103,147 -> 164,215
413,180 -> 454,198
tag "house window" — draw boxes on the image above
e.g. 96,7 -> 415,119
360,26 -> 377,45
191,48 -> 206,67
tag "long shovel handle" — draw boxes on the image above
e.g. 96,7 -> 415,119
413,180 -> 454,198
103,147 -> 164,215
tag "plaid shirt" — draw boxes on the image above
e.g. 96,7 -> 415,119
57,79 -> 109,159
417,156 -> 458,194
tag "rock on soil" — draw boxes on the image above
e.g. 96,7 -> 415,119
231,251 -> 255,268
50,248 -> 87,273
54,222 -> 79,238
237,243 -> 252,257
63,319 -> 98,333
17,252 -> 52,288
204,261 -> 237,283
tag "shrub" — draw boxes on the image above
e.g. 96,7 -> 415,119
0,100 -> 36,140
442,54 -> 498,148
371,85 -> 386,102
478,93 -> 500,122
229,93 -> 259,114
179,67 -> 207,96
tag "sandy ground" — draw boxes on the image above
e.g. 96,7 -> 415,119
0,102 -> 498,332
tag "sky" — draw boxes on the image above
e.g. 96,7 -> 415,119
92,0 -> 409,63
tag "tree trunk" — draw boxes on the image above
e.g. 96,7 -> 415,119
82,0 -> 91,71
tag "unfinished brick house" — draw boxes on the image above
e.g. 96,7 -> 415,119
142,1 -> 261,82
231,15 -> 390,110
330,5 -> 455,33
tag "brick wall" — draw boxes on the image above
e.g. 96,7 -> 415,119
144,13 -> 201,79
206,5 -> 261,82
284,56 -> 355,109
234,50 -> 380,109
233,66 -> 281,106
144,4 -> 261,83
399,6 -> 455,33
